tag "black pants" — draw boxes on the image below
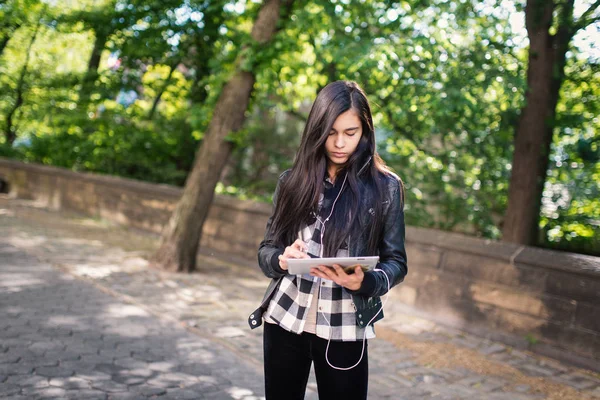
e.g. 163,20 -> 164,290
263,322 -> 368,400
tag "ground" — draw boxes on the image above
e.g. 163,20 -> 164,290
1,195 -> 599,399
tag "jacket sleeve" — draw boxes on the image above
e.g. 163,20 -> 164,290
257,170 -> 290,279
347,177 -> 408,297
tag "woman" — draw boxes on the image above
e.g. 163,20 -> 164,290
248,80 -> 408,399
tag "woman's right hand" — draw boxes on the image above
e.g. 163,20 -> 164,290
278,239 -> 310,270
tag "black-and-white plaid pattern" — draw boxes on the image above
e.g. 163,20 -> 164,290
263,173 -> 375,341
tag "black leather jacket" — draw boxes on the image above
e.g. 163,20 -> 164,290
248,158 -> 408,330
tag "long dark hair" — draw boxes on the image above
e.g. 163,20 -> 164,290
271,80 -> 396,256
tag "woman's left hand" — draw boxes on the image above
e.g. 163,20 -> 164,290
310,264 -> 364,291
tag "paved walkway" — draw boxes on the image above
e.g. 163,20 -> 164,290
1,195 -> 599,399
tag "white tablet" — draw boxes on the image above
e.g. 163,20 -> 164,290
287,256 -> 379,275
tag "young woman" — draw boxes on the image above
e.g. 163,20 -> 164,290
248,80 -> 408,400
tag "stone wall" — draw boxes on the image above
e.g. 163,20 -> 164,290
0,158 -> 270,261
1,158 -> 599,370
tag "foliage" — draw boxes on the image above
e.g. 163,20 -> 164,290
540,56 -> 600,254
0,0 -> 598,255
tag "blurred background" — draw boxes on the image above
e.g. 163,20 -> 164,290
0,0 -> 598,255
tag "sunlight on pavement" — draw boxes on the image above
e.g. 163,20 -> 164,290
103,304 -> 150,318
227,386 -> 265,400
9,234 -> 47,248
71,263 -> 122,278
45,315 -> 91,331
0,207 -> 15,216
214,326 -> 246,338
0,272 -> 44,290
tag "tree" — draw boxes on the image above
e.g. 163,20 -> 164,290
502,0 -> 600,245
63,0 -> 183,107
68,1 -> 118,107
539,56 -> 600,255
150,0 -> 295,272
3,9 -> 43,144
0,2 -> 22,58
1,0 -> 596,254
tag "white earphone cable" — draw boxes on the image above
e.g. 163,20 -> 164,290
315,171 -> 391,370
319,268 -> 390,370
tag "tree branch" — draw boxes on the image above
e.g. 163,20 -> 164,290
582,14 -> 600,27
574,0 -> 600,31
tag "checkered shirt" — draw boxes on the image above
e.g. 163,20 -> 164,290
263,173 -> 376,341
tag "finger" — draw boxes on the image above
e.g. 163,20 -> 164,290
331,264 -> 347,277
309,267 -> 323,277
292,239 -> 307,252
355,265 -> 365,279
318,265 -> 338,280
285,249 -> 310,259
309,267 -> 321,277
313,270 -> 333,281
277,254 -> 288,270
283,248 -> 301,258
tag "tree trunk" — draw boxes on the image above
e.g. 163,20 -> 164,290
502,0 -> 574,245
79,30 -> 108,106
4,20 -> 41,145
150,0 -> 293,272
188,35 -> 216,105
147,59 -> 179,120
187,4 -> 227,105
